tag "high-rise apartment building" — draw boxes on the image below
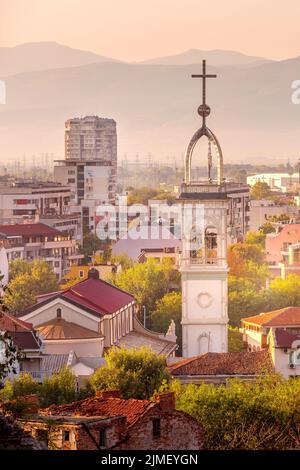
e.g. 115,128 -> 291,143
54,116 -> 117,232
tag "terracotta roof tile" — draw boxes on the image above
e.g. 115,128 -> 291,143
0,312 -> 33,332
242,307 -> 300,327
274,329 -> 300,348
169,350 -> 273,376
0,223 -> 62,237
40,397 -> 151,426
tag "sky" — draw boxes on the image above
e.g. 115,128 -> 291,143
0,0 -> 300,61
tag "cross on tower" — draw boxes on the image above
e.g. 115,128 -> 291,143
192,60 -> 216,127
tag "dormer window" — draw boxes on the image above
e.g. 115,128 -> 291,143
57,308 -> 62,318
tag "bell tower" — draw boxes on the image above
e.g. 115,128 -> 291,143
179,60 -> 228,357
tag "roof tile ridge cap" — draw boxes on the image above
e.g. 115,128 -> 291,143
265,306 -> 293,326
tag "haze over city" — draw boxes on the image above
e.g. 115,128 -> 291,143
0,0 -> 300,163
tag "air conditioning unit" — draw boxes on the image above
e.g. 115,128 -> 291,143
289,363 -> 296,369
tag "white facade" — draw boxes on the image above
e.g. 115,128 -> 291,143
247,173 -> 299,193
180,196 -> 229,357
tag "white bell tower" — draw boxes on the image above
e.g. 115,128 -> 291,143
179,60 -> 228,357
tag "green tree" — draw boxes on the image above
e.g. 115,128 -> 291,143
250,181 -> 272,200
151,292 -> 182,353
8,259 -> 32,281
80,232 -> 102,259
244,230 -> 266,247
110,253 -> 134,271
0,372 -> 39,401
169,374 -> 300,449
90,347 -> 170,399
3,260 -> 59,313
39,367 -> 77,408
228,326 -> 243,352
113,258 -> 179,312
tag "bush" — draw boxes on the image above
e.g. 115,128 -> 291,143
90,347 -> 170,399
39,367 -> 77,408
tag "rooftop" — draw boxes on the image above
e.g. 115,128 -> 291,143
169,350 -> 273,376
30,277 -> 135,317
242,307 -> 300,327
0,223 -> 62,238
36,318 -> 104,340
274,329 -> 300,348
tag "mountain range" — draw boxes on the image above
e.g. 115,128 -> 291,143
0,42 -> 299,164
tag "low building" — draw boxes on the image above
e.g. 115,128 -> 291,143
0,312 -> 42,382
20,391 -> 204,450
249,200 -> 298,232
18,269 -> 177,382
268,328 -> 300,379
168,350 -> 273,384
266,223 -> 300,265
247,173 -> 299,193
241,307 -> 300,352
67,263 -> 121,283
0,223 -> 83,279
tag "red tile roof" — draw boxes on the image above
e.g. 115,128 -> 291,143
0,223 -> 62,237
40,396 -> 151,426
0,312 -> 33,332
274,329 -> 300,348
169,350 -> 273,376
35,278 -> 135,316
242,307 -> 300,327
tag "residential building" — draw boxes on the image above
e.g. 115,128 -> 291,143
0,181 -> 71,224
18,269 -> 177,383
40,214 -> 82,244
111,224 -> 181,264
20,391 -> 204,450
67,263 -> 121,283
241,306 -> 300,352
247,173 -> 299,193
0,312 -> 43,382
268,328 -> 300,379
0,223 -> 83,278
266,223 -> 300,265
168,350 -> 273,384
54,116 -> 117,232
249,200 -> 298,232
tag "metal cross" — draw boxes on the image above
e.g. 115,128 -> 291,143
192,60 -> 216,126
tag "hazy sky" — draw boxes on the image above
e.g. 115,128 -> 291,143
0,0 -> 300,61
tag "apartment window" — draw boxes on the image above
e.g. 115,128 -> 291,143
152,418 -> 161,438
68,178 -> 75,184
99,429 -> 106,448
63,430 -> 70,442
79,270 -> 84,278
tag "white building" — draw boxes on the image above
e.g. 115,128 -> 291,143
247,173 -> 299,193
249,199 -> 298,232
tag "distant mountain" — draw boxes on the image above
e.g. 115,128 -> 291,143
140,49 -> 271,67
0,42 -> 118,77
0,54 -> 299,163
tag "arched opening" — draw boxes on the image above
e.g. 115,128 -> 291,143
198,333 -> 210,354
205,226 -> 218,263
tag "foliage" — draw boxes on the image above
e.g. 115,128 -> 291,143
3,259 -> 59,313
80,232 -> 103,259
228,326 -> 243,352
259,221 -> 276,235
110,253 -> 134,271
244,230 -> 266,247
39,367 -> 77,408
127,187 -> 161,206
227,242 -> 269,288
170,375 -> 300,449
90,347 -> 170,400
250,181 -> 272,200
151,292 -> 182,354
0,330 -> 20,384
112,258 -> 180,312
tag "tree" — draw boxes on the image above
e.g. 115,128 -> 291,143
39,367 -> 77,408
244,230 -> 266,247
80,232 -> 102,259
227,242 -> 269,288
0,330 -> 20,384
3,260 -> 59,313
169,374 -> 300,449
90,347 -> 170,399
113,258 -> 179,312
0,372 -> 39,401
250,182 -> 272,200
110,253 -> 134,271
228,326 -> 243,352
151,292 -> 182,353
8,259 -> 31,281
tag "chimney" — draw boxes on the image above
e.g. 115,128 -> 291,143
88,267 -> 100,280
96,390 -> 121,399
155,392 -> 175,412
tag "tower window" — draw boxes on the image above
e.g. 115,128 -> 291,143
57,308 -> 62,318
152,418 -> 161,438
63,430 -> 70,442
